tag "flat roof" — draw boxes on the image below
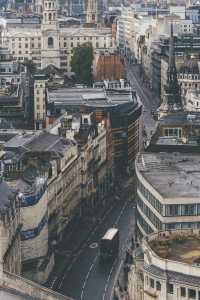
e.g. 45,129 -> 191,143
149,233 -> 200,265
47,87 -> 136,107
102,228 -> 119,240
136,152 -> 200,198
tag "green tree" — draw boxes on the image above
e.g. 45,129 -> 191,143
71,43 -> 93,85
23,59 -> 36,76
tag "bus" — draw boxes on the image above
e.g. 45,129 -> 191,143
99,228 -> 119,262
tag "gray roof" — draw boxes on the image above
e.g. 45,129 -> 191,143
25,132 -> 76,154
159,111 -> 200,126
47,87 -> 136,108
144,264 -> 200,287
5,132 -> 76,155
136,152 -> 200,199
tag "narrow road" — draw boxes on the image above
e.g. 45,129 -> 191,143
56,195 -> 135,300
126,61 -> 159,140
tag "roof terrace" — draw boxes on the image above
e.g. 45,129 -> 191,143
149,231 -> 200,265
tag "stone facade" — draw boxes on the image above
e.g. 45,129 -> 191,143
0,0 -> 115,76
128,229 -> 200,300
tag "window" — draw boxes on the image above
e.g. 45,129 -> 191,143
167,283 -> 173,294
188,289 -> 196,299
198,291 -> 200,300
181,287 -> 186,297
48,37 -> 54,48
150,278 -> 154,288
156,281 -> 161,291
164,128 -> 182,138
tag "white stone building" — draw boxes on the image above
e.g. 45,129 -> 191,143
128,229 -> 200,300
135,152 -> 200,240
185,89 -> 200,111
0,0 -> 115,76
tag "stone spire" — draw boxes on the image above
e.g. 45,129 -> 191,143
86,0 -> 98,25
159,22 -> 183,117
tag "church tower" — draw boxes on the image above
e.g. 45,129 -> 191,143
158,23 -> 183,118
41,0 -> 60,69
86,0 -> 98,25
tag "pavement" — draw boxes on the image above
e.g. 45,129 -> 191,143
46,176 -> 136,300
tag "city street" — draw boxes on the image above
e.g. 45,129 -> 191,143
125,61 -> 160,140
48,179 -> 135,300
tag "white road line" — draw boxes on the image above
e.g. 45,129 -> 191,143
109,259 -> 124,300
50,276 -> 57,289
114,201 -> 129,227
102,260 -> 116,300
59,199 -> 129,292
58,204 -> 117,289
80,255 -> 99,300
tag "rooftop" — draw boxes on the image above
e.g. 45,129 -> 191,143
149,231 -> 200,265
159,111 -> 200,126
136,152 -> 200,199
47,87 -> 138,108
5,131 -> 76,155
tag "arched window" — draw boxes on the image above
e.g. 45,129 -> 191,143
49,13 -> 52,21
48,37 -> 54,48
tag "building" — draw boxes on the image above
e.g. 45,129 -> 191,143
158,23 -> 183,118
85,0 -> 98,25
94,49 -> 125,81
49,110 -> 113,213
185,89 -> 200,111
34,74 -> 48,130
0,48 -> 30,129
47,80 -> 142,173
0,180 -> 21,275
135,152 -> 200,239
128,229 -> 200,300
0,171 -> 72,300
0,0 -> 115,76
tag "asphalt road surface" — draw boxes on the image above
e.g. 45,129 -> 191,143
125,61 -> 159,140
57,196 -> 135,300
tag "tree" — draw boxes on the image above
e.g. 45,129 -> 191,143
23,59 -> 36,76
71,43 -> 94,85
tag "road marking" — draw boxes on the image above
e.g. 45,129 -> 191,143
114,200 -> 129,227
57,198 -> 131,292
89,242 -> 98,249
50,276 -> 57,289
80,255 -> 98,300
109,259 -> 124,300
57,203 -> 116,289
102,260 -> 117,300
